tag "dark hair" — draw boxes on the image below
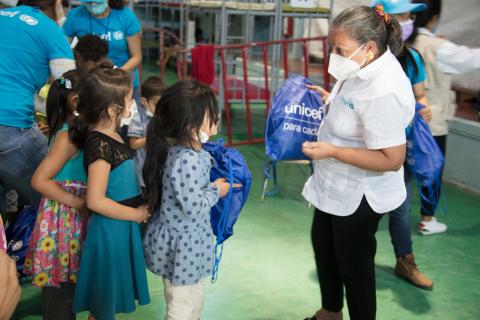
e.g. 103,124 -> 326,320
407,0 -> 442,43
141,76 -> 165,101
143,80 -> 219,211
108,0 -> 124,10
397,46 -> 425,82
74,35 -> 109,72
18,0 -> 55,11
69,62 -> 132,148
46,70 -> 83,141
332,5 -> 404,56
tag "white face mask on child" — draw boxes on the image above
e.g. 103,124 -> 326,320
120,100 -> 138,127
199,131 -> 210,144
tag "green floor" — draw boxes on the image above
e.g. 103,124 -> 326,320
12,142 -> 480,320
13,66 -> 480,319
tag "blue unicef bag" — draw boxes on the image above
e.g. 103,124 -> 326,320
406,103 -> 445,213
203,141 -> 252,281
265,75 -> 324,161
5,206 -> 37,279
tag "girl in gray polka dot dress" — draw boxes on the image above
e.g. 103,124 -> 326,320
143,81 -> 239,320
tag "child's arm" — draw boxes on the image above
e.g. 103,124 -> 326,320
31,132 -> 86,211
129,137 -> 146,150
86,160 -> 149,223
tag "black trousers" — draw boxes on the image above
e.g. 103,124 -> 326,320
311,198 -> 383,320
42,282 -> 76,320
420,135 -> 446,216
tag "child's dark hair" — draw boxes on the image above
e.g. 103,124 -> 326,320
143,80 -> 219,211
108,0 -> 125,10
141,76 -> 165,101
69,62 -> 132,148
397,46 -> 425,82
407,0 -> 442,44
73,34 -> 108,67
46,70 -> 83,141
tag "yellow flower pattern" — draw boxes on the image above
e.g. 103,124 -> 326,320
33,272 -> 49,287
41,237 -> 55,252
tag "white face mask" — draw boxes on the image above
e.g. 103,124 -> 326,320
328,44 -> 366,81
199,131 -> 210,144
120,100 -> 138,127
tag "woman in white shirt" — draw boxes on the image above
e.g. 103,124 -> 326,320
302,5 -> 415,320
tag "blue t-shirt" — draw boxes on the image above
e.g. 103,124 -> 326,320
63,6 -> 141,87
0,6 -> 73,128
405,48 -> 426,86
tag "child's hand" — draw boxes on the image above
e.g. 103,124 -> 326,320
214,178 -> 242,198
37,122 -> 50,135
73,195 -> 88,213
135,205 -> 151,223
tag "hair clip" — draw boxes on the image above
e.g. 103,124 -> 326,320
374,4 -> 390,24
59,78 -> 72,89
73,111 -> 80,117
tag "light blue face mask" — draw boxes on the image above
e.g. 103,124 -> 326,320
85,0 -> 108,15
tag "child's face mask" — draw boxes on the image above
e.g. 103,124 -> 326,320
119,100 -> 137,127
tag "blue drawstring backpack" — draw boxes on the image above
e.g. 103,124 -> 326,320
203,141 -> 252,282
5,206 -> 37,279
406,103 -> 445,214
265,75 -> 324,161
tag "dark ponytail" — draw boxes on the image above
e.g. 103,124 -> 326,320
332,5 -> 404,57
46,70 -> 83,142
69,61 -> 132,149
143,80 -> 219,212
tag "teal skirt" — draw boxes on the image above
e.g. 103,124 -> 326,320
73,213 -> 150,319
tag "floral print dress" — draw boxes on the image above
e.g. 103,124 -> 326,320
24,124 -> 88,287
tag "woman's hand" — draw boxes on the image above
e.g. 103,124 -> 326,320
214,178 -> 242,198
302,141 -> 336,160
306,85 -> 330,103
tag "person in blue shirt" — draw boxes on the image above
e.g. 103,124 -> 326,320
0,0 -> 75,211
371,0 -> 434,292
63,0 -> 142,102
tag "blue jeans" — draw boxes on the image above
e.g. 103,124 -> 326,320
0,124 -> 48,210
388,168 -> 413,258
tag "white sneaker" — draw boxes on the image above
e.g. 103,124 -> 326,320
418,217 -> 447,235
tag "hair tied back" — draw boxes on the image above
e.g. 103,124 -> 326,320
374,4 -> 391,24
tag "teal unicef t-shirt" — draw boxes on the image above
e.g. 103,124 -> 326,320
63,6 -> 141,87
406,48 -> 426,86
0,6 -> 73,128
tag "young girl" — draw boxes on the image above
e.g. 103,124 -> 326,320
24,70 -> 88,319
143,80 -> 238,320
69,65 -> 150,319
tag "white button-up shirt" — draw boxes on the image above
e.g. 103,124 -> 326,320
302,49 -> 415,216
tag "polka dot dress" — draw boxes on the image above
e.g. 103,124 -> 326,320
143,145 -> 220,286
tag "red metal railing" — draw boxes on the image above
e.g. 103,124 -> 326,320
177,36 -> 330,146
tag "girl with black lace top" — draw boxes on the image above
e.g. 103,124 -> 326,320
69,65 -> 150,320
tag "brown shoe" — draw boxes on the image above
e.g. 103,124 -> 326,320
395,253 -> 433,290
304,308 -> 343,320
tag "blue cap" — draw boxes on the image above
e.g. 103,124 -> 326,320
370,0 -> 427,14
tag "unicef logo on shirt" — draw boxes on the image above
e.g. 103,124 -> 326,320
113,31 -> 124,40
19,14 -> 38,26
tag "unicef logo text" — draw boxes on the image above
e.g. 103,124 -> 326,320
284,103 -> 323,120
